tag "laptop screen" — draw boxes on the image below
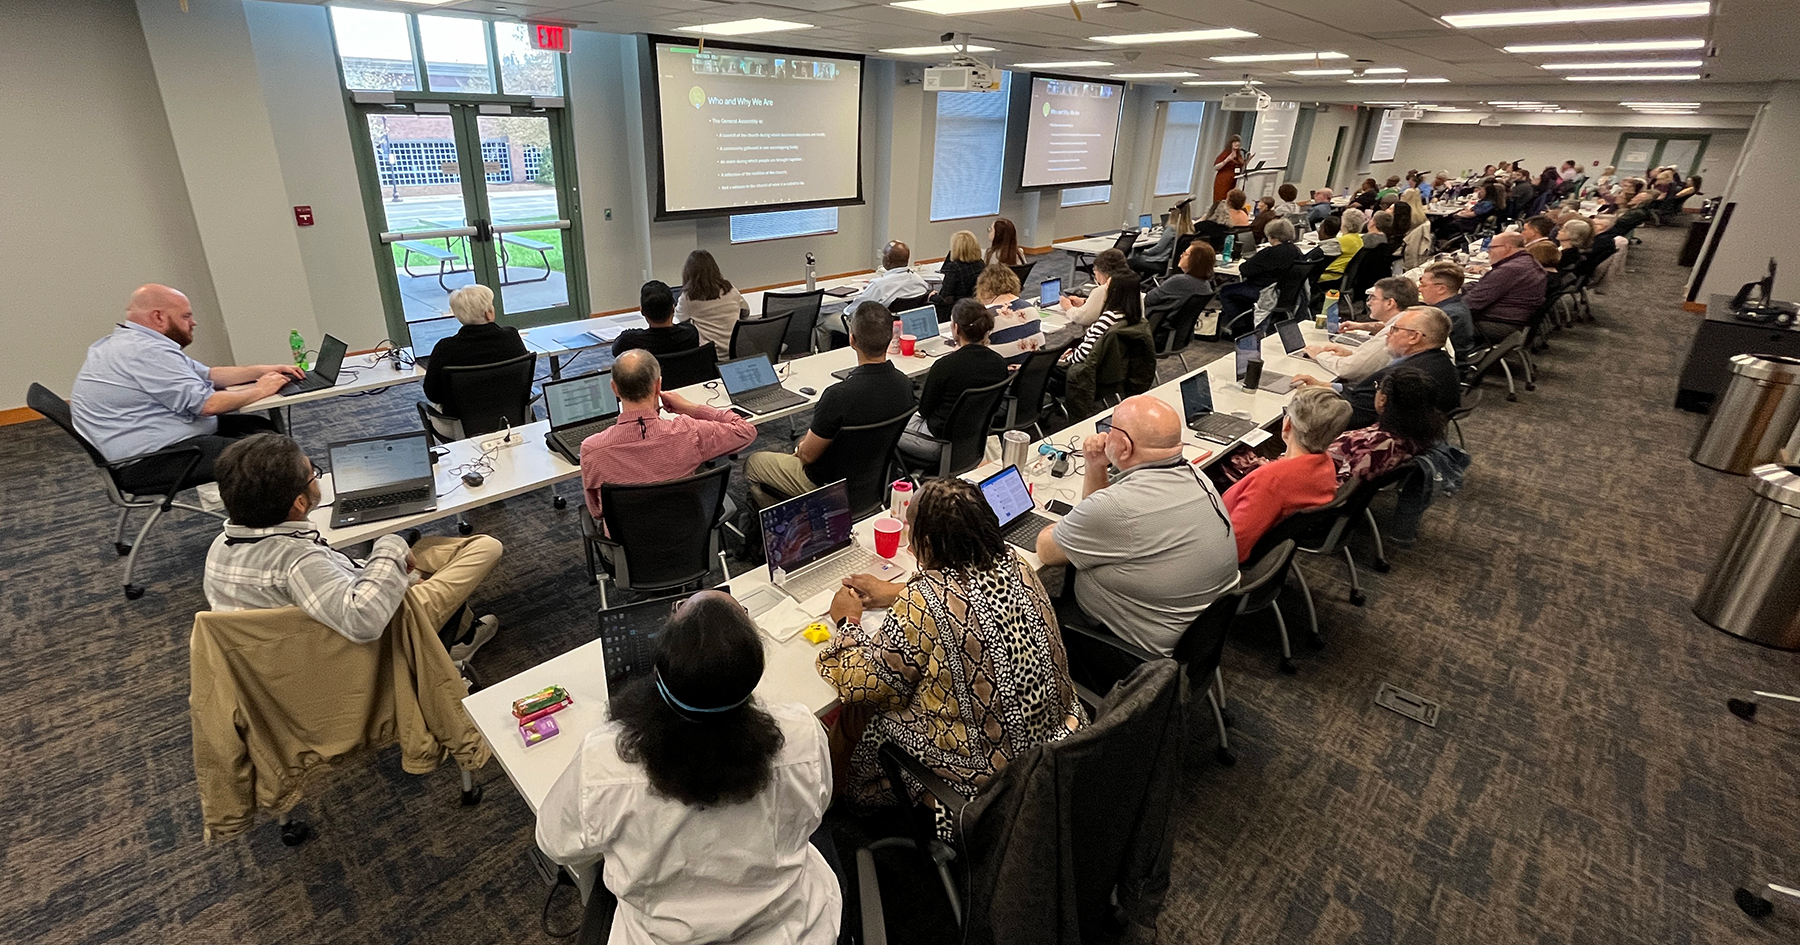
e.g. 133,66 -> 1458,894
1039,278 -> 1061,307
329,432 -> 431,495
897,306 -> 938,342
406,317 -> 461,358
596,592 -> 689,693
1139,214 -> 1153,228
760,480 -> 855,575
544,371 -> 619,429
1180,372 -> 1214,420
719,355 -> 780,395
977,465 -> 1036,529
314,334 -> 348,381
1276,318 -> 1307,355
1234,334 -> 1260,380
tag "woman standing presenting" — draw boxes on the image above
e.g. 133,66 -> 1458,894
1213,134 -> 1252,205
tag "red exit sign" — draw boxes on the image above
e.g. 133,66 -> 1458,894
528,22 -> 572,54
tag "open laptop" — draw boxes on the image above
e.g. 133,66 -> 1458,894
1276,318 -> 1313,361
718,354 -> 810,416
760,480 -> 905,615
1233,329 -> 1295,394
1038,277 -> 1062,311
897,305 -> 950,355
278,334 -> 348,396
1181,372 -> 1261,444
326,431 -> 438,528
405,316 -> 462,366
595,592 -> 690,705
542,370 -> 621,464
1139,213 -> 1154,229
978,465 -> 1057,551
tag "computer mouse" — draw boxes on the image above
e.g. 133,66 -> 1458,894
462,471 -> 485,487
799,386 -> 817,396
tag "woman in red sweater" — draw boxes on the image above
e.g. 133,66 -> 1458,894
1222,387 -> 1353,562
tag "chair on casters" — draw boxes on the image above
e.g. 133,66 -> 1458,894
728,313 -> 793,364
1727,689 -> 1800,920
992,348 -> 1065,441
1151,293 -> 1210,373
658,342 -> 719,389
898,377 -> 1013,481
762,290 -> 825,360
827,411 -> 915,518
415,352 -> 540,524
1446,387 -> 1481,448
1460,329 -> 1527,402
28,382 -> 224,600
580,465 -> 732,610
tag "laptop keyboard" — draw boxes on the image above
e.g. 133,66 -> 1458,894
783,549 -> 883,603
552,418 -> 616,455
735,387 -> 808,414
1000,511 -> 1055,549
1190,412 -> 1260,442
339,485 -> 432,514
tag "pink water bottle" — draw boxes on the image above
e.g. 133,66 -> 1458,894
889,319 -> 903,355
888,480 -> 914,546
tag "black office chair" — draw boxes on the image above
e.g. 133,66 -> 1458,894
826,410 -> 915,518
889,292 -> 933,316
1325,248 -> 1371,318
1344,244 -> 1400,316
897,377 -> 1013,480
1461,329 -> 1528,401
27,383 -> 226,600
1008,261 -> 1036,286
728,312 -> 792,363
1271,258 -> 1325,323
992,347 -> 1065,441
1150,292 -> 1210,372
1447,387 -> 1481,448
658,342 -> 719,389
416,352 -> 537,446
1074,229 -> 1140,281
762,290 -> 825,360
581,465 -> 732,609
1163,233 -> 1199,276
1231,537 -> 1307,675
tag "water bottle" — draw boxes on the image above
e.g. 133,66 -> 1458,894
289,330 -> 309,371
1324,290 -> 1341,332
1222,235 -> 1235,262
889,320 -> 902,356
804,252 -> 817,292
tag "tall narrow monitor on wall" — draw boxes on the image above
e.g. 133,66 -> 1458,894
1252,102 -> 1301,169
1018,74 -> 1126,190
1370,108 -> 1406,164
644,36 -> 864,220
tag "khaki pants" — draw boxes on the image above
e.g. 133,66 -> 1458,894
744,451 -> 819,511
404,536 -> 503,642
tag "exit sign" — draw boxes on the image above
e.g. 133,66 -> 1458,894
528,22 -> 572,53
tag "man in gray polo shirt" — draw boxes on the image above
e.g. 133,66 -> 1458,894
1036,395 -> 1240,656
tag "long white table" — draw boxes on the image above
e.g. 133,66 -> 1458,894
239,351 -> 428,413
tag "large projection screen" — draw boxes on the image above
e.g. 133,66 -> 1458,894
647,38 -> 864,219
1019,74 -> 1126,190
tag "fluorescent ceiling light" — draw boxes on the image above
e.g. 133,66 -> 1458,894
1348,77 -> 1449,84
1184,79 -> 1264,85
677,18 -> 815,36
390,0 -> 455,4
1113,71 -> 1199,78
1503,38 -> 1705,53
1010,60 -> 1114,68
1094,28 -> 1258,45
879,43 -> 997,55
1290,69 -> 1352,76
1363,100 -> 1418,104
1486,100 -> 1547,104
893,0 -> 1095,12
1565,73 -> 1701,80
1210,51 -> 1346,63
1622,101 -> 1700,106
1364,67 -> 1409,74
1541,59 -> 1704,69
1443,2 -> 1709,29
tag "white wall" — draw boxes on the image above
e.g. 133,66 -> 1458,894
1391,120 -> 1746,181
0,0 -> 232,407
1299,105 -> 1359,192
1692,83 -> 1800,301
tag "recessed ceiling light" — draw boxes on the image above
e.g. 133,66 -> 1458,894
1290,69 -> 1353,76
677,18 -> 816,36
1364,67 -> 1409,74
390,0 -> 455,4
1210,51 -> 1347,63
1443,2 -> 1709,29
1185,79 -> 1265,85
1565,73 -> 1701,80
1010,60 -> 1115,68
1363,100 -> 1418,105
1093,28 -> 1259,45
1347,77 -> 1449,84
879,43 -> 998,55
1486,100 -> 1548,104
1621,100 -> 1701,106
1112,71 -> 1200,78
892,0 -> 1096,13
1503,38 -> 1706,53
1540,59 -> 1704,69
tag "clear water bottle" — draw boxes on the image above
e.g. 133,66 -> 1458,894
1222,234 -> 1235,262
1324,290 -> 1341,333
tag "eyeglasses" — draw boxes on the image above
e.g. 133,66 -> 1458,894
1094,416 -> 1134,449
310,462 -> 325,481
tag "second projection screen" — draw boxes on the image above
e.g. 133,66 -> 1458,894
1020,75 -> 1125,189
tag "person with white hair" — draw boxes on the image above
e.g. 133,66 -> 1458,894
1221,386 -> 1354,562
70,283 -> 303,489
420,283 -> 529,417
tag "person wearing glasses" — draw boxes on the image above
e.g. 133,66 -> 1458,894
201,433 -> 504,662
1304,277 -> 1421,383
1034,395 -> 1239,657
1415,262 -> 1476,359
1294,307 -> 1461,429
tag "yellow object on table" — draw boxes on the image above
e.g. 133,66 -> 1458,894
802,622 -> 832,644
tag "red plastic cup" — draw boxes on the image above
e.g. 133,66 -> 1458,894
899,334 -> 917,356
873,518 -> 903,558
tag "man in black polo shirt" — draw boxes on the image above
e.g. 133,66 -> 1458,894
744,302 -> 915,510
612,280 -> 700,358
421,283 -> 529,418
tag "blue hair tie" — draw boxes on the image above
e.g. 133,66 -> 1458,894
655,667 -> 751,719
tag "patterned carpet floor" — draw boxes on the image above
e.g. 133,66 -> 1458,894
2,226 -> 1797,943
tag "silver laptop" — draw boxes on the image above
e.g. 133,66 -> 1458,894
718,354 -> 809,416
896,305 -> 950,355
759,480 -> 905,615
327,431 -> 438,528
542,370 -> 621,464
406,316 -> 463,366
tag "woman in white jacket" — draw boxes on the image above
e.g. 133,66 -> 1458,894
675,250 -> 749,353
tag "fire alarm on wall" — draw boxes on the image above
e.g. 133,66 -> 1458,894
294,206 -> 315,227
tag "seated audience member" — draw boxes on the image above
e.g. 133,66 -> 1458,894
842,241 -> 929,317
1556,219 -> 1593,274
1609,191 -> 1657,239
1583,166 -> 1617,198
1363,210 -> 1395,254
1466,232 -> 1548,344
745,305 -> 915,511
1434,183 -> 1503,238
1417,262 -> 1476,357
676,249 -> 750,352
1398,198 -> 1433,269
71,284 -> 301,486
579,349 -> 756,521
1306,188 -> 1336,227
932,229 -> 986,311
1312,216 -> 1347,286
1509,169 -> 1537,215
1273,183 -> 1302,216
1060,248 -> 1131,335
1130,199 -> 1195,279
1222,387 -> 1353,561
613,281 -> 701,359
975,264 -> 1045,361
421,283 -> 531,419
1330,368 -> 1446,484
898,300 -> 1011,465
1218,218 -> 1301,320
1249,196 -> 1280,243
203,433 -> 502,661
1222,188 -> 1252,227
1060,272 -> 1144,369
1377,176 -> 1402,200
1296,307 -> 1460,428
1520,215 -> 1562,270
1351,178 -> 1381,209
820,478 -> 1083,816
985,217 -> 1027,267
1307,276 -> 1422,382
1035,395 -> 1240,656
1324,209 -> 1367,280
537,591 -> 841,945
1144,240 -> 1217,348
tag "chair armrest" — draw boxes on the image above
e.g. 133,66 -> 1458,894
1072,681 -> 1107,714
856,847 -> 890,945
1061,623 -> 1160,664
877,742 -> 969,818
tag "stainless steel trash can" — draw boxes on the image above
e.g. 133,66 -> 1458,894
1693,463 -> 1800,650
1691,354 -> 1800,474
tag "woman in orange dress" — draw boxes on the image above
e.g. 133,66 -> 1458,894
1212,134 -> 1252,204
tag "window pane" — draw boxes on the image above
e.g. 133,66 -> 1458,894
419,15 -> 493,94
496,23 -> 563,96
930,73 -> 1010,222
331,7 -> 418,91
1153,101 -> 1206,196
730,208 -> 840,244
1061,185 -> 1111,207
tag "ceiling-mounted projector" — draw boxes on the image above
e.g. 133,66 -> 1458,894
1219,79 -> 1270,112
924,31 -> 1003,93
1394,108 -> 1425,120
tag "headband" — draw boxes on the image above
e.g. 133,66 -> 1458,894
655,667 -> 752,721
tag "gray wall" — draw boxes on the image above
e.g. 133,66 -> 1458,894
1691,83 -> 1800,301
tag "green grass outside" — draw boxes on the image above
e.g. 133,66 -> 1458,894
390,220 -> 567,275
